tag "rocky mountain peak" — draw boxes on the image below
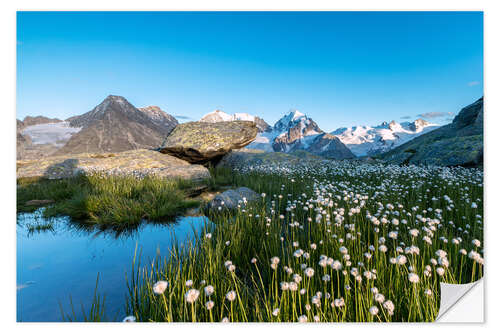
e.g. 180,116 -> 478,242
388,120 -> 399,131
273,110 -> 311,132
138,106 -> 179,131
453,97 -> 483,130
408,118 -> 431,132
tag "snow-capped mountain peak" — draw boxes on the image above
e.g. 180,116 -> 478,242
200,109 -> 234,122
233,112 -> 255,122
200,110 -> 271,133
248,109 -> 354,159
332,119 -> 439,157
273,110 -> 315,133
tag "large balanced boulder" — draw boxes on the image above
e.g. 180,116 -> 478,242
16,149 -> 210,181
207,187 -> 260,210
159,121 -> 258,164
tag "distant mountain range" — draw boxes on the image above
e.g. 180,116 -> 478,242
213,110 -> 355,159
200,110 -> 271,132
16,95 -> 483,167
17,96 -> 178,158
332,119 -> 439,157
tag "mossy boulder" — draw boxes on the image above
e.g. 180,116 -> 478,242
159,121 -> 258,164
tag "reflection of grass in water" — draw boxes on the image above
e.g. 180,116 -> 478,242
17,174 -> 201,232
26,221 -> 54,235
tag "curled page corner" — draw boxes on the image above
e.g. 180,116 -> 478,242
436,278 -> 484,322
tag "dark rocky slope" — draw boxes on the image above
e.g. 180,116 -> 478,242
381,97 -> 483,167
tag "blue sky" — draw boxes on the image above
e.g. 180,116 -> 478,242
17,11 -> 483,131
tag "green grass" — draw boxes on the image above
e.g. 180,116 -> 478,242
120,161 -> 483,322
17,174 -> 201,230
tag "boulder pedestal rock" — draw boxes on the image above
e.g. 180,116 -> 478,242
159,121 -> 258,164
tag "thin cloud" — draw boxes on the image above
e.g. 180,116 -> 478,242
400,115 -> 412,120
468,81 -> 480,87
417,111 -> 454,119
173,115 -> 192,120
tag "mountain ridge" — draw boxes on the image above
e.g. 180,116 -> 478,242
381,97 -> 483,167
56,95 -> 178,155
332,118 -> 439,156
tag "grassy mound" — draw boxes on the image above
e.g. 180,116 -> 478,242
17,174 -> 200,229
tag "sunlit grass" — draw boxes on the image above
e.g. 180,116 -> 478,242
17,174 -> 200,230
122,161 -> 483,322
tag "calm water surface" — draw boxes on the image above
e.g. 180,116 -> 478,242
17,209 -> 210,322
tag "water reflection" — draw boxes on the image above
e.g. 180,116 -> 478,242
17,209 -> 210,322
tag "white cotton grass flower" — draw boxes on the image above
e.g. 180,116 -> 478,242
185,279 -> 193,287
185,289 -> 200,303
221,317 -> 229,322
374,293 -> 385,303
369,306 -> 379,316
333,298 -> 345,307
293,274 -> 302,284
226,290 -> 237,302
436,267 -> 445,276
272,308 -> 280,317
379,245 -> 388,253
204,285 -> 214,296
304,267 -> 315,278
205,300 -> 214,310
205,233 -> 212,239
396,255 -> 407,265
152,281 -> 168,295
408,273 -> 420,283
435,249 -> 447,258
331,260 -> 342,270
122,315 -> 136,322
383,300 -> 395,315
289,282 -> 299,291
251,257 -> 257,264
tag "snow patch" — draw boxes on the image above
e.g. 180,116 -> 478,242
22,122 -> 81,147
